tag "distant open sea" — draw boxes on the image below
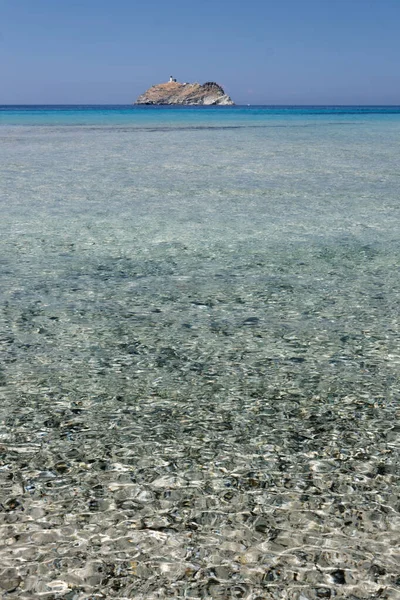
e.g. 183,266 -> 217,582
1,103 -> 400,126
1,105 -> 399,599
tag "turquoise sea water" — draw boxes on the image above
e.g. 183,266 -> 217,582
2,104 -> 400,127
1,106 -> 400,599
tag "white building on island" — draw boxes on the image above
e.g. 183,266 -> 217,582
169,75 -> 177,83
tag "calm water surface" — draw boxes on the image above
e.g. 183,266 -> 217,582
0,106 -> 399,599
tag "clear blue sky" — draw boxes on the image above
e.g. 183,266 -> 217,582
1,0 -> 399,105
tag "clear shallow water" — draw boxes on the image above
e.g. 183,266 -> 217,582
0,106 -> 399,599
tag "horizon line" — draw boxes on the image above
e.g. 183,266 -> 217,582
1,103 -> 400,108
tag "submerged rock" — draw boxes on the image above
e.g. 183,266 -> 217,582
135,80 -> 234,106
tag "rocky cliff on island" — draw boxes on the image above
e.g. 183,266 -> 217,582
135,79 -> 234,106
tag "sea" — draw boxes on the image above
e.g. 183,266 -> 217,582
0,105 -> 399,599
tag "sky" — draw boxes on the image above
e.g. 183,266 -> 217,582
0,0 -> 399,105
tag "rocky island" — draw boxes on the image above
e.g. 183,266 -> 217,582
135,77 -> 234,106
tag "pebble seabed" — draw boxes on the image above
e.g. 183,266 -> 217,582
0,118 -> 400,599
